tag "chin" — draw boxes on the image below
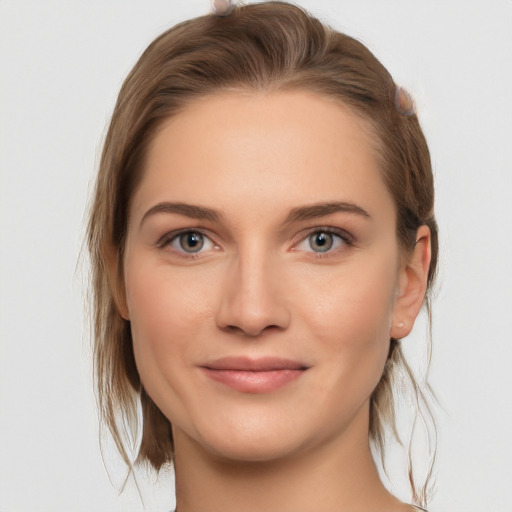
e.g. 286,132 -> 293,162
204,435 -> 305,464
181,413 -> 312,464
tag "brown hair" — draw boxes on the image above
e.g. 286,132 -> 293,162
87,1 -> 438,506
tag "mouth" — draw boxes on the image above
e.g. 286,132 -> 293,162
199,356 -> 310,393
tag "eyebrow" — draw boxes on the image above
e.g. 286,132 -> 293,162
140,202 -> 221,227
284,201 -> 370,224
140,200 -> 370,228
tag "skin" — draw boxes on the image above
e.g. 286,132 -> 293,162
119,90 -> 431,512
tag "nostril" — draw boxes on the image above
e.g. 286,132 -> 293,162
222,323 -> 283,337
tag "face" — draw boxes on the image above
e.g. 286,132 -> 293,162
122,91 -> 408,463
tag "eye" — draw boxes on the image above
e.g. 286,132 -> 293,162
166,231 -> 215,254
308,232 -> 334,252
296,229 -> 349,253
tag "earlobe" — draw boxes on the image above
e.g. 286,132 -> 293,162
390,225 -> 431,339
103,242 -> 130,320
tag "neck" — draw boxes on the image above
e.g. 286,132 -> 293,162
172,407 -> 408,512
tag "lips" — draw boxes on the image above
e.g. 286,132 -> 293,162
199,356 -> 309,393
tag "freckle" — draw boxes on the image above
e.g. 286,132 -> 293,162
394,86 -> 416,116
211,0 -> 234,16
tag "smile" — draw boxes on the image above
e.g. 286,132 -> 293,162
199,357 -> 310,393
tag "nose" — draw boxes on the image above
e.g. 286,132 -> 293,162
215,248 -> 291,337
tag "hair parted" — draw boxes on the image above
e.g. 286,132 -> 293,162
87,1 -> 438,506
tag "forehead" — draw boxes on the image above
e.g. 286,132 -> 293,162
132,90 -> 393,225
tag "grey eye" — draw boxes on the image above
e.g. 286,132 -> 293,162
178,232 -> 205,253
308,232 -> 334,252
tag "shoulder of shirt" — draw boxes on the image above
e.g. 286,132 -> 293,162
170,506 -> 428,511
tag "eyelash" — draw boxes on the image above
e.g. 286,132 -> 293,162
156,227 -> 354,258
294,227 -> 354,257
156,229 -> 218,258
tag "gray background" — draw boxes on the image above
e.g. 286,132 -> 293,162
1,1 -> 511,511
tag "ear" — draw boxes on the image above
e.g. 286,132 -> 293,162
103,242 -> 130,320
390,225 -> 431,339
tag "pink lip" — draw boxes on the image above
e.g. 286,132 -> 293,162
199,356 -> 309,393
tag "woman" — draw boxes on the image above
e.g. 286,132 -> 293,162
87,2 -> 437,511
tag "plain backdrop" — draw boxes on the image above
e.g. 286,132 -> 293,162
1,1 -> 511,511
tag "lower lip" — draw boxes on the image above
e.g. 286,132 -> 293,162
200,368 -> 306,393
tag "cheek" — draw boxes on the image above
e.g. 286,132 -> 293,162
296,252 -> 399,393
123,258 -> 222,430
126,252 -> 214,334
124,255 -> 212,390
303,257 -> 397,344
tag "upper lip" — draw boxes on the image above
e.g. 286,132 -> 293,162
201,356 -> 309,371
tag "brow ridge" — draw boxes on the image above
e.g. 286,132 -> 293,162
284,201 -> 370,224
140,202 -> 221,227
140,200 -> 369,229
